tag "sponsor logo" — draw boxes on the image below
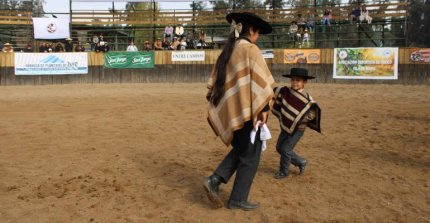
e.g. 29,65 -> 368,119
108,56 -> 127,64
338,50 -> 347,59
132,56 -> 152,64
41,55 -> 64,63
47,23 -> 57,33
308,53 -> 320,62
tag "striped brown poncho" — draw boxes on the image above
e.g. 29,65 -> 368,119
272,86 -> 321,135
207,39 -> 275,146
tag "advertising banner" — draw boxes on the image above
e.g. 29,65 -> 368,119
410,48 -> 430,63
284,49 -> 321,64
104,52 -> 154,68
333,48 -> 398,79
14,53 -> 88,75
171,51 -> 205,62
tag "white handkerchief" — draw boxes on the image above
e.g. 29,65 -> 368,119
250,121 -> 272,151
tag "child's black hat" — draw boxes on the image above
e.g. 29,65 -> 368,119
282,68 -> 315,79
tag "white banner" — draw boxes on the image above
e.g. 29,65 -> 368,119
333,48 -> 398,80
15,53 -> 88,75
172,51 -> 205,62
32,18 -> 70,39
261,50 -> 274,59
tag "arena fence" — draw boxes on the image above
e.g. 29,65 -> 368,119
0,48 -> 429,86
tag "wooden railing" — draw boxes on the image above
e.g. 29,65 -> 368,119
0,2 -> 407,26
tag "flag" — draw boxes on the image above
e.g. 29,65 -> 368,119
32,18 -> 70,39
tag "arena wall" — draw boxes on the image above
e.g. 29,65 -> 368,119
0,49 -> 429,85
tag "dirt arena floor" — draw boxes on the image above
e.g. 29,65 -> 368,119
0,83 -> 429,223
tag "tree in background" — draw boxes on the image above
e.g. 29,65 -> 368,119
264,0 -> 285,9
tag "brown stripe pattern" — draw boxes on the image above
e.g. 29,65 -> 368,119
207,39 -> 275,146
272,86 -> 321,135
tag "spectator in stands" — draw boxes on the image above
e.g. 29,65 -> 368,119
302,29 -> 310,46
91,34 -> 99,51
98,42 -> 110,52
162,37 -> 171,50
359,4 -> 372,24
306,13 -> 315,32
39,42 -> 46,52
24,42 -> 33,52
65,38 -> 73,52
46,43 -> 54,53
289,21 -> 299,41
143,41 -> 152,51
350,7 -> 361,24
74,41 -> 85,52
186,31 -> 196,49
323,8 -> 331,26
198,30 -> 206,49
297,14 -> 306,32
55,42 -> 65,52
179,37 -> 187,50
164,24 -> 174,42
2,43 -> 13,53
99,33 -> 104,41
170,37 -> 180,50
154,38 -> 163,50
127,41 -> 138,51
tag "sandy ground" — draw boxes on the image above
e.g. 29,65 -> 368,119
0,83 -> 429,223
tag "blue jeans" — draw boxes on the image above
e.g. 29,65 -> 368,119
276,130 -> 306,174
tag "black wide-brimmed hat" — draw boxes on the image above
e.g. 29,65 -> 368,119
226,12 -> 272,34
282,68 -> 315,79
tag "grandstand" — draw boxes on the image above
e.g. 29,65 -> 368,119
0,0 -> 409,51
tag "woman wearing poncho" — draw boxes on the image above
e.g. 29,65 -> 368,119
203,12 -> 275,211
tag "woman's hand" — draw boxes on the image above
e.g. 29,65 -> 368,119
258,112 -> 268,127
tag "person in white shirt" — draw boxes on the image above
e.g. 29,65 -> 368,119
127,41 -> 138,52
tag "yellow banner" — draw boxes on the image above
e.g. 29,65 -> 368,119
284,49 -> 321,64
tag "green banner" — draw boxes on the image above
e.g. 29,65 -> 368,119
104,52 -> 154,69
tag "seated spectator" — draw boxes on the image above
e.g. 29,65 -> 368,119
164,25 -> 174,42
127,41 -> 138,51
297,14 -> 306,32
350,7 -> 361,24
74,41 -> 85,52
46,43 -> 54,53
359,5 -> 372,24
170,37 -> 180,50
154,38 -> 163,50
91,34 -> 99,51
98,41 -> 110,52
288,21 -> 299,41
65,38 -> 73,52
186,31 -> 196,49
39,43 -> 46,52
179,37 -> 187,50
198,30 -> 206,49
162,37 -> 171,50
2,43 -> 14,53
306,13 -> 315,32
323,9 -> 331,26
302,29 -> 310,46
24,42 -> 33,52
55,42 -> 65,52
143,41 -> 152,51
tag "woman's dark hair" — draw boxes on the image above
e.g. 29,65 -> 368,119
210,21 -> 254,106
